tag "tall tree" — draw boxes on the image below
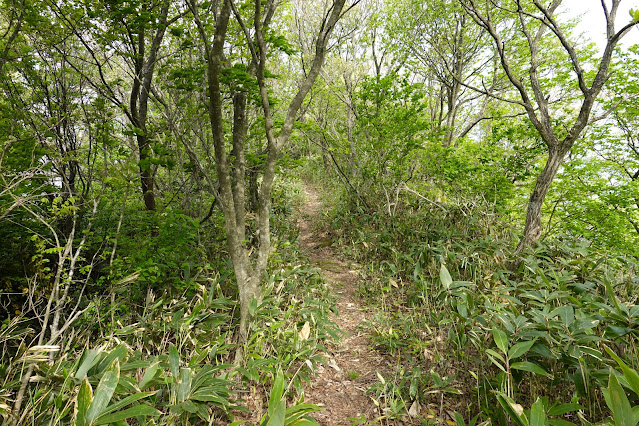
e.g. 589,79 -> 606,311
50,0 -> 184,210
394,0 -> 498,146
460,0 -> 639,255
188,0 -> 352,343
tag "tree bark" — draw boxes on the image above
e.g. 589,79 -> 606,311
514,147 -> 566,254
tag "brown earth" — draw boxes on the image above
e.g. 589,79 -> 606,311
232,185 -> 445,425
298,186 -> 391,425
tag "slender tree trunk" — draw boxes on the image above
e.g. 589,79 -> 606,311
347,105 -> 356,174
190,0 -> 349,348
515,147 -> 566,255
129,1 -> 169,211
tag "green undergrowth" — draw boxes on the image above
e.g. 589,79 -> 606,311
319,183 -> 639,425
0,176 -> 338,425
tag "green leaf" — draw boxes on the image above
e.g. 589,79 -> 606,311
190,389 -> 229,405
249,297 -> 258,316
284,403 -> 321,423
177,368 -> 192,403
179,400 -> 199,413
169,345 -> 179,379
98,391 -> 157,417
605,346 -> 639,397
511,362 -> 552,378
529,398 -> 546,426
496,393 -> 528,426
139,362 -> 160,390
607,372 -> 635,426
75,349 -> 101,380
76,378 -> 93,426
486,348 -> 507,372
547,403 -> 583,416
493,326 -> 509,354
453,411 -> 466,426
508,340 -> 536,360
440,264 -> 453,290
268,373 -> 285,415
97,345 -> 128,374
95,404 -> 162,424
604,279 -> 622,312
266,400 -> 286,426
86,360 -> 120,424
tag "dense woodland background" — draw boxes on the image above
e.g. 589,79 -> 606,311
2,0 -> 639,424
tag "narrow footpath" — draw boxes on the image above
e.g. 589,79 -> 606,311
297,186 -> 386,425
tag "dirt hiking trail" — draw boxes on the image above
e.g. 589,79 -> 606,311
297,185 -> 389,425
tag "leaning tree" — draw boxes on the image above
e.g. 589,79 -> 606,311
460,0 -> 639,255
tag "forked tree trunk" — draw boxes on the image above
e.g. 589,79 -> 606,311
461,0 -> 637,260
190,0 -> 349,349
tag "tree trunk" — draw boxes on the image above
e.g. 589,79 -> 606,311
139,140 -> 156,211
190,0 -> 348,351
514,147 -> 565,255
129,1 -> 169,211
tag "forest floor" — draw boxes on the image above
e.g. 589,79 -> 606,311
297,185 -> 394,425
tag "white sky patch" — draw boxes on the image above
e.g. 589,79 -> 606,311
562,0 -> 639,49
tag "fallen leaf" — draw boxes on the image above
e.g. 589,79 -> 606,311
408,400 -> 420,417
328,358 -> 341,371
299,321 -> 311,341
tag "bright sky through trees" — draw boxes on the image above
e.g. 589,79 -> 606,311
563,0 -> 639,48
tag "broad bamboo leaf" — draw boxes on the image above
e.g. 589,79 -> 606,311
190,385 -> 230,406
268,373 -> 285,416
285,403 -> 321,423
139,362 -> 160,390
492,326 -> 509,353
76,378 -> 93,426
75,349 -> 101,380
604,279 -> 622,312
177,368 -> 191,403
496,393 -> 528,426
605,346 -> 639,397
86,360 -> 120,424
485,348 -> 506,372
508,340 -> 536,360
97,345 -> 127,374
453,411 -> 466,426
265,400 -> 286,426
440,264 -> 452,290
529,398 -> 546,426
95,404 -> 162,424
98,391 -> 157,417
511,362 -> 552,378
169,345 -> 179,379
547,403 -> 583,416
607,372 -> 635,426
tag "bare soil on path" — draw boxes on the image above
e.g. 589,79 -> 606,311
298,185 -> 389,425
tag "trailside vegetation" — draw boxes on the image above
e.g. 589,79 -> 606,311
1,0 -> 639,424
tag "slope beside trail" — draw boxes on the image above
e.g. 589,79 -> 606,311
297,186 -> 388,425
